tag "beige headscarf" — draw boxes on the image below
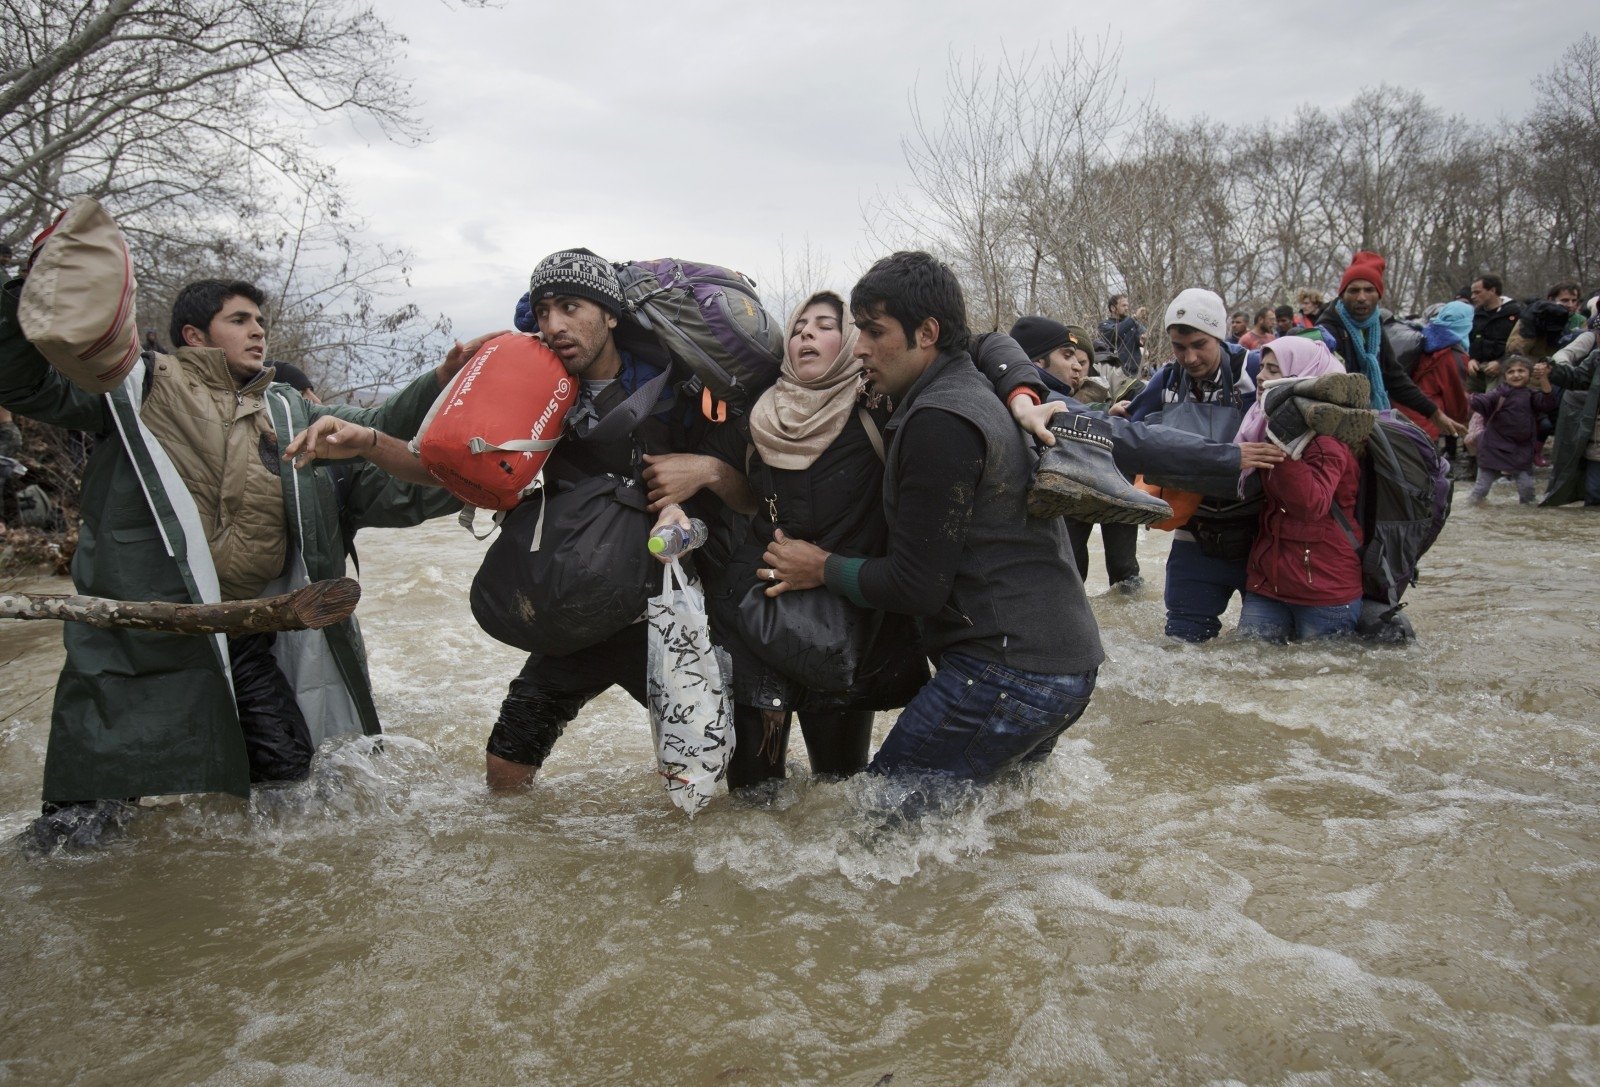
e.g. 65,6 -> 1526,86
748,291 -> 863,470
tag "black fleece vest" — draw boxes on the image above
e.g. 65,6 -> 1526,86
882,350 -> 1104,675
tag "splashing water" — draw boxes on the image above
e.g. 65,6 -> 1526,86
2,506 -> 1598,1084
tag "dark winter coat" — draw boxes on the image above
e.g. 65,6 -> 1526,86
1470,298 -> 1523,363
1468,384 -> 1562,473
1317,309 -> 1440,420
1542,347 -> 1600,506
1246,436 -> 1363,607
704,407 -> 925,713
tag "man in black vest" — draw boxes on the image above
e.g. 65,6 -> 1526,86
762,251 -> 1103,780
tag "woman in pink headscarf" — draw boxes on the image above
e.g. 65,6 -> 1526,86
1234,336 -> 1367,641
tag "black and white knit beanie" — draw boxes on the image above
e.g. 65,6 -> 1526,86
527,248 -> 625,316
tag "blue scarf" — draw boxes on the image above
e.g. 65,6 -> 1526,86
1334,300 -> 1391,410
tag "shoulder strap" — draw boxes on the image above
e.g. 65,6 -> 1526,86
857,408 -> 886,462
1331,504 -> 1360,550
580,367 -> 673,444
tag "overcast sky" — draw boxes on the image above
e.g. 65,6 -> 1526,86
306,0 -> 1564,340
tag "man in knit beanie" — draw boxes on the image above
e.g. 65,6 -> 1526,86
481,247 -> 751,793
1109,286 -> 1265,640
1317,250 -> 1465,439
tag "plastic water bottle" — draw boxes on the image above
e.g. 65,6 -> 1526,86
647,518 -> 708,558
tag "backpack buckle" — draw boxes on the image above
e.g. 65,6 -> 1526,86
701,386 -> 727,423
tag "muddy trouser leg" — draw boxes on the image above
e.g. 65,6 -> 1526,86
1514,469 -> 1536,503
797,709 -> 874,777
228,631 -> 315,783
728,703 -> 792,790
1469,467 -> 1497,501
1063,517 -> 1093,580
486,622 -> 650,769
1163,538 -> 1246,642
1101,521 -> 1141,585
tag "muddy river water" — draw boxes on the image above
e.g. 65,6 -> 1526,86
2,497 -> 1598,1086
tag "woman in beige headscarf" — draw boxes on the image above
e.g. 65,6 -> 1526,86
704,290 -> 926,791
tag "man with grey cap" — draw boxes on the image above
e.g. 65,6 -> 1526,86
483,247 -> 751,791
1112,288 -> 1265,641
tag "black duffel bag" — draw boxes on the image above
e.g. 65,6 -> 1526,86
470,472 -> 656,656
735,583 -> 878,693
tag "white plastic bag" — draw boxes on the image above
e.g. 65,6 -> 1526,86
646,559 -> 734,815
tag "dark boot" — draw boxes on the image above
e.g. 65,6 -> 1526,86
1268,396 -> 1373,450
23,799 -> 137,854
1266,396 -> 1314,452
1028,413 -> 1174,525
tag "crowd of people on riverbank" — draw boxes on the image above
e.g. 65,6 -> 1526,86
4,227 -> 1598,846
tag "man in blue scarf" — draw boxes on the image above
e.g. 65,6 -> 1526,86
1316,250 -> 1466,439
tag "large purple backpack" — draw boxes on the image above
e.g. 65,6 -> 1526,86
1333,411 -> 1453,620
614,259 -> 784,416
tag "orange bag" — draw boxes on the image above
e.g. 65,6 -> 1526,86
1135,477 -> 1203,531
417,333 -> 576,510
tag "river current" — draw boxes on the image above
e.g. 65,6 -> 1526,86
2,498 -> 1598,1086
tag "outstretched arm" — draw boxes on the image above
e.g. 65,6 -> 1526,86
283,415 -> 437,484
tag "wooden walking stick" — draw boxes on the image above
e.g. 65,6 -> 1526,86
0,578 -> 361,635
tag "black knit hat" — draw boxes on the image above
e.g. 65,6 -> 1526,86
527,248 -> 626,317
1009,315 -> 1073,362
268,360 -> 314,393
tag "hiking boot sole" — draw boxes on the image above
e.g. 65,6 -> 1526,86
1028,471 -> 1174,525
1299,401 -> 1376,446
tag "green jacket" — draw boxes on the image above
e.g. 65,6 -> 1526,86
1542,347 -> 1600,508
0,278 -> 457,801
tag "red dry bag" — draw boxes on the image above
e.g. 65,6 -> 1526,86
416,333 -> 576,510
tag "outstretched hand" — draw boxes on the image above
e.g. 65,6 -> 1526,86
435,329 -> 513,386
1009,396 -> 1068,445
759,528 -> 828,597
1237,442 -> 1287,472
282,415 -> 377,469
1432,411 -> 1468,438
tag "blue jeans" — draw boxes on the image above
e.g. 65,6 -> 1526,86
1163,536 -> 1248,642
1237,592 -> 1362,642
1585,457 -> 1600,506
869,653 -> 1097,781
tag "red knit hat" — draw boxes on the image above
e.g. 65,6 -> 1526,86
1339,250 -> 1386,299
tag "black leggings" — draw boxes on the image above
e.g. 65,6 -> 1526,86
727,703 -> 874,790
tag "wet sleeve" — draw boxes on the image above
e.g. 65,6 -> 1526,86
824,409 -> 985,617
971,332 -> 1048,403
697,415 -> 750,471
0,278 -> 113,435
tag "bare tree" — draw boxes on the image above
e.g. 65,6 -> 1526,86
0,0 -> 486,406
1523,33 -> 1600,288
756,235 -> 840,330
1,0 -> 421,244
